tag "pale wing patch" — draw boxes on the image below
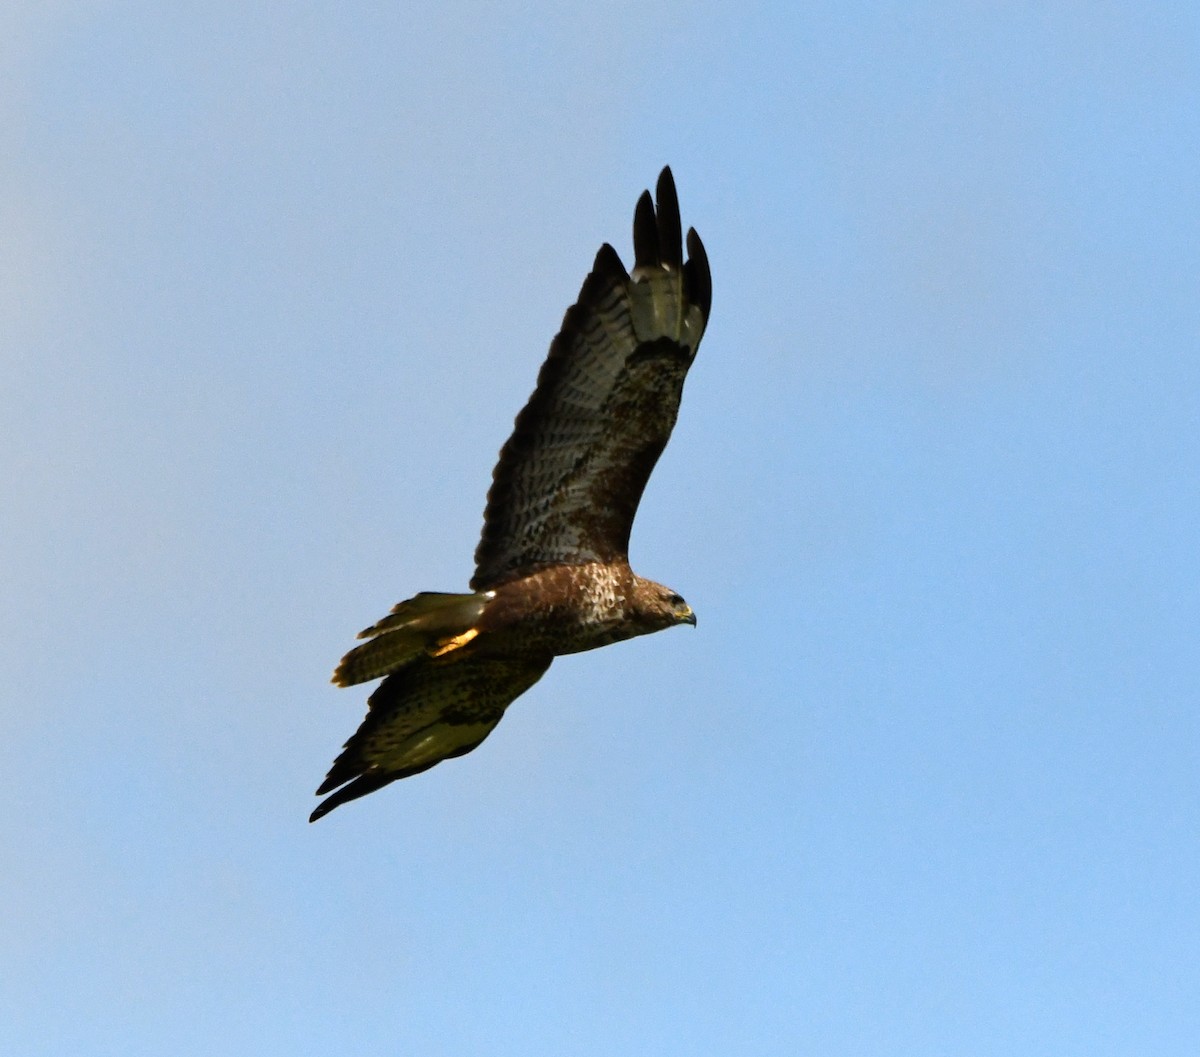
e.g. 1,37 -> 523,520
429,627 -> 480,657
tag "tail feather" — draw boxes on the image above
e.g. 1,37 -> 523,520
332,591 -> 490,687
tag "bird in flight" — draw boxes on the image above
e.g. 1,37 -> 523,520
311,167 -> 712,821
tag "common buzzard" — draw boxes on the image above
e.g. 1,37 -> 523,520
311,167 -> 711,821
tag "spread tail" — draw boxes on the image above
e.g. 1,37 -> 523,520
331,590 -> 491,687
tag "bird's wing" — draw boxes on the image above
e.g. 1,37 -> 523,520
310,653 -> 551,821
471,167 -> 711,590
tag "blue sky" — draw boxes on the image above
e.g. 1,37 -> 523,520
3,3 -> 1198,1054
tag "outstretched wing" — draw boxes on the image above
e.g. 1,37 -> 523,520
310,653 -> 551,821
472,167 -> 712,591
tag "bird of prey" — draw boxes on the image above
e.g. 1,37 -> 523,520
311,167 -> 711,822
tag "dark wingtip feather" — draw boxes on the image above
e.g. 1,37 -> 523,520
654,167 -> 683,268
309,798 -> 338,823
632,188 -> 659,269
310,770 -> 406,822
592,242 -> 630,283
315,767 -> 349,798
685,227 -> 712,320
571,243 -> 631,325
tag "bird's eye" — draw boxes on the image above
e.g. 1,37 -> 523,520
668,593 -> 684,606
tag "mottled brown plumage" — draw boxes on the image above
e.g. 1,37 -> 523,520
311,168 -> 711,822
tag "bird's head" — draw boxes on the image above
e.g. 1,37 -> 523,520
632,577 -> 697,632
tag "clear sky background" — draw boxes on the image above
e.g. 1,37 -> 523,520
3,3 -> 1197,1054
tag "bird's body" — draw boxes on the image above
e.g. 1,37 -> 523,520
311,168 -> 711,821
